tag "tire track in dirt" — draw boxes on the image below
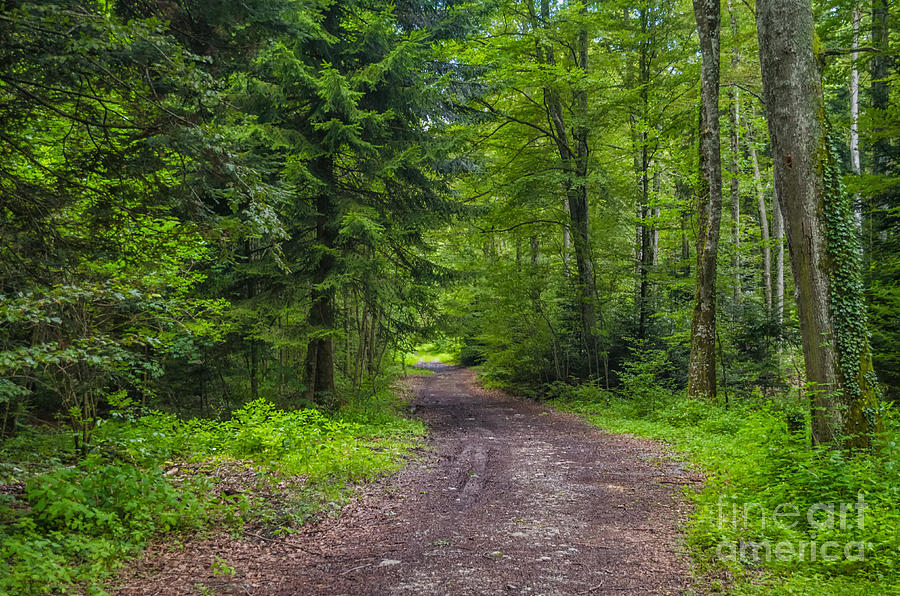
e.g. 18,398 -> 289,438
116,365 -> 700,595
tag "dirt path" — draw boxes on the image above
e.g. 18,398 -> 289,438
117,366 -> 700,595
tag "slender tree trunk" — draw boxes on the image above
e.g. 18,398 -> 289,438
516,236 -> 522,271
679,182 -> 692,279
303,157 -> 337,405
249,342 -> 259,399
651,172 -> 661,267
540,0 -> 597,372
757,0 -> 881,448
773,188 -> 785,331
635,6 -> 655,340
688,0 -> 723,399
246,239 -> 259,400
572,11 -> 598,373
639,166 -> 651,338
871,0 -> 891,181
750,138 -> 772,315
562,198 -> 571,275
850,4 -> 862,229
727,1 -> 741,307
870,0 -> 894,259
634,195 -> 643,299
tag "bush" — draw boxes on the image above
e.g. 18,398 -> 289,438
1,458 -> 228,594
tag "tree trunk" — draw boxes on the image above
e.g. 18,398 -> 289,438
727,1 -> 741,308
540,0 -> 598,373
773,188 -> 785,331
573,10 -> 597,373
871,0 -> 891,181
638,173 -> 651,338
677,133 -> 695,281
650,171 -> 660,265
850,4 -> 862,229
635,6 -> 654,340
679,181 -> 692,279
757,0 -> 881,449
562,198 -> 571,275
635,195 -> 643,303
749,138 -> 772,316
303,157 -> 337,405
688,0 -> 723,399
869,0 -> 894,258
246,240 -> 259,400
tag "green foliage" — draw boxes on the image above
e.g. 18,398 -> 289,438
0,457 -> 228,595
0,0 -> 898,593
556,364 -> 900,594
0,385 -> 423,594
187,398 -> 424,484
615,343 -> 677,412
821,133 -> 884,446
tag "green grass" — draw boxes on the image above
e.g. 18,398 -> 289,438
0,387 -> 425,595
551,385 -> 900,595
403,341 -> 460,366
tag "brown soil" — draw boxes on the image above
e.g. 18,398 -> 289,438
114,366 -> 701,595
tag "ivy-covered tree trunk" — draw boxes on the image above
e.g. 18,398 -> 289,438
757,0 -> 881,449
688,0 -> 723,399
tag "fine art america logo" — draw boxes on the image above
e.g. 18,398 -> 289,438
716,494 -> 870,562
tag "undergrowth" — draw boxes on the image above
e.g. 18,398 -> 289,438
0,385 -> 424,595
548,354 -> 900,595
404,339 -> 460,367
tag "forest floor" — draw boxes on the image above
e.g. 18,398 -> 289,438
114,365 -> 703,595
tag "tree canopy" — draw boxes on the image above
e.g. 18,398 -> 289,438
1,0 -> 899,592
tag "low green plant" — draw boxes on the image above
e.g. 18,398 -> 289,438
0,385 -> 424,594
211,556 -> 236,577
555,379 -> 900,594
405,340 -> 461,366
0,457 -> 230,594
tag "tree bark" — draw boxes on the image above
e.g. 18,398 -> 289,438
727,1 -> 741,307
303,157 -> 337,405
679,180 -> 692,279
869,0 -> 894,258
773,188 -> 785,331
636,6 -> 653,340
540,0 -> 598,373
850,4 -> 862,229
757,0 -> 881,448
562,198 -> 571,275
749,136 -> 772,316
871,0 -> 891,180
651,173 -> 661,267
245,239 -> 259,400
688,0 -> 723,399
638,172 -> 651,338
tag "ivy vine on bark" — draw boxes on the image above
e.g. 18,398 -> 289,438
822,132 -> 883,448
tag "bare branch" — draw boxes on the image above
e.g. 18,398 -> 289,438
476,219 -> 565,234
824,47 -> 881,57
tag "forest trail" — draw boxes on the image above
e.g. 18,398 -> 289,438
117,366 -> 699,595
